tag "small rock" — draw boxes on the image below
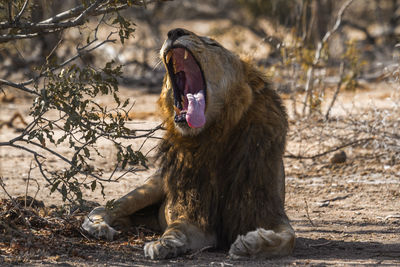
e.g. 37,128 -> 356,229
330,151 -> 347,164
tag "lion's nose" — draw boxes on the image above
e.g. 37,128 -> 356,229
167,28 -> 189,42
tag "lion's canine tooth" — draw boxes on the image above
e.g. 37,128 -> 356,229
166,51 -> 172,64
184,50 -> 188,60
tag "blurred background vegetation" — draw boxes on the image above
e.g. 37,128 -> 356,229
2,0 -> 398,91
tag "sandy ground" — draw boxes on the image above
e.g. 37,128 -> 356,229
1,82 -> 400,266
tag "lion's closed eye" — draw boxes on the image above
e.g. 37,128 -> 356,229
208,43 -> 222,48
201,37 -> 222,48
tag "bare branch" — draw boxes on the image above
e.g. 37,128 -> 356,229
20,32 -> 117,87
324,62 -> 345,120
7,1 -> 12,22
0,0 -> 169,29
115,124 -> 164,139
304,198 -> 315,227
0,0 -> 102,43
285,137 -> 373,160
4,143 -> 46,159
0,117 -> 37,145
14,0 -> 28,21
0,78 -> 39,96
38,4 -> 89,24
34,154 -> 74,203
0,177 -> 19,208
26,139 -> 120,183
0,32 -> 43,43
72,0 -> 105,24
14,0 -> 30,22
0,0 -> 112,43
302,0 -> 354,116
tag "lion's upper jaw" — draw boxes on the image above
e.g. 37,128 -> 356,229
160,30 -> 251,137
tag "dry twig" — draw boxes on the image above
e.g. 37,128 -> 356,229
186,246 -> 213,259
304,198 -> 315,227
285,137 -> 373,159
309,241 -> 332,247
302,0 -> 354,116
325,62 -> 346,120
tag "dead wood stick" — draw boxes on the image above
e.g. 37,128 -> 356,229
186,245 -> 213,259
323,194 -> 352,203
309,241 -> 332,247
285,137 -> 373,159
304,198 -> 315,227
325,62 -> 345,120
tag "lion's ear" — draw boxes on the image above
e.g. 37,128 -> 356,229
242,59 -> 267,92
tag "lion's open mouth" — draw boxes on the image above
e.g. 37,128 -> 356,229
164,47 -> 206,128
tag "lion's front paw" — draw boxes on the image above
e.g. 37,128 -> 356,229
82,206 -> 119,241
229,228 -> 286,259
144,235 -> 187,259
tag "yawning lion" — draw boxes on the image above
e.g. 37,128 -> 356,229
82,28 -> 295,259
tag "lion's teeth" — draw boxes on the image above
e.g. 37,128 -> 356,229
184,50 -> 188,60
166,51 -> 172,64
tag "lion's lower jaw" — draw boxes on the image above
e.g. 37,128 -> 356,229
175,123 -> 203,136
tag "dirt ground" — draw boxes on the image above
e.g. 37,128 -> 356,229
1,82 -> 400,266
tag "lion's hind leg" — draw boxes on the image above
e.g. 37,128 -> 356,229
228,223 -> 295,259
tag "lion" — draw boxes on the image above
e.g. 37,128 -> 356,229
82,28 -> 295,260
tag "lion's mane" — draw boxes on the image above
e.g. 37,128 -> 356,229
157,60 -> 288,248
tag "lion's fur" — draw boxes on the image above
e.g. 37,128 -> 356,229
158,48 -> 289,247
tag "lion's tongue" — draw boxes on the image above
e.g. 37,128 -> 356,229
186,90 -> 205,128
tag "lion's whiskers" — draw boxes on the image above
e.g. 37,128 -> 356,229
153,59 -> 163,71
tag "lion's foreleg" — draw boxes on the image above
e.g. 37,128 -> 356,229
82,171 -> 164,240
228,223 -> 295,259
144,220 -> 216,259
109,171 -> 164,219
